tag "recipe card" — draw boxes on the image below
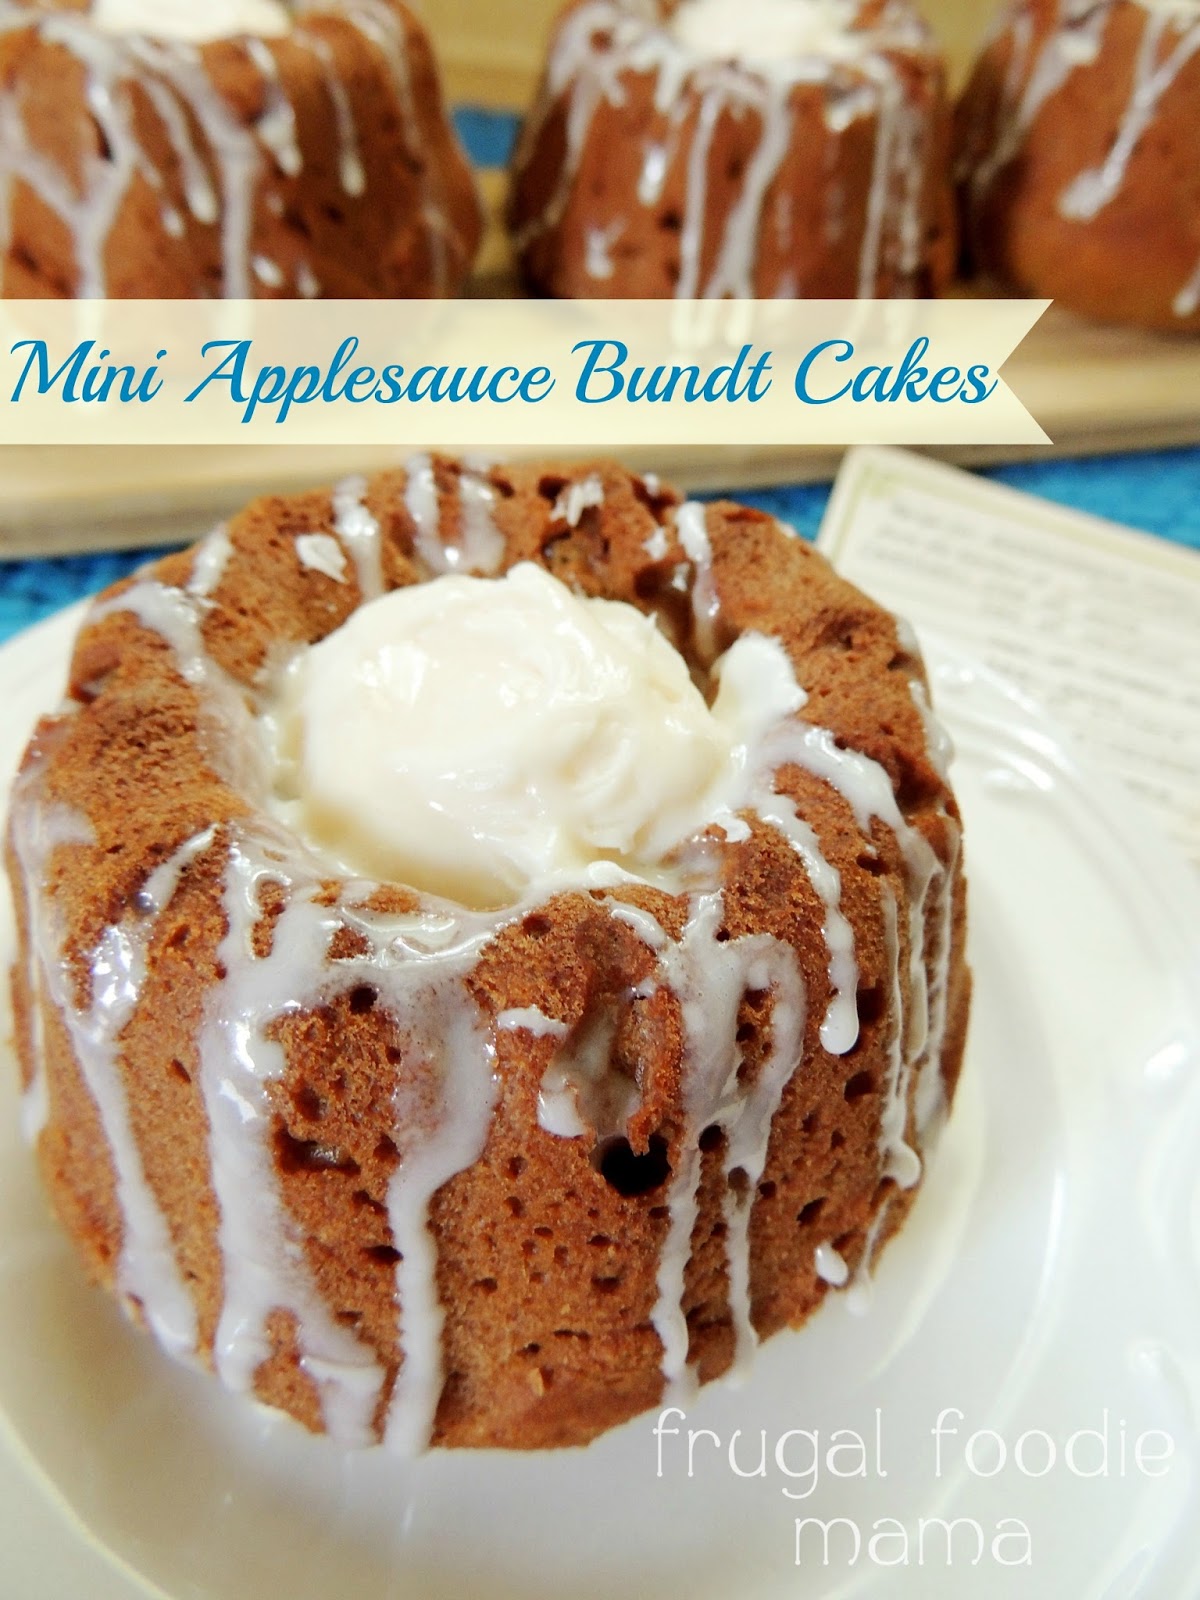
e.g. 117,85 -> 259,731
819,447 -> 1200,870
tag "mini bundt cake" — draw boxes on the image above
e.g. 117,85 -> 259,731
957,0 -> 1200,331
8,456 -> 970,1452
0,0 -> 483,298
508,0 -> 957,299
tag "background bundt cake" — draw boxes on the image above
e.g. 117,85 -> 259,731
957,0 -> 1200,332
507,0 -> 957,299
8,456 -> 969,1452
0,0 -> 484,297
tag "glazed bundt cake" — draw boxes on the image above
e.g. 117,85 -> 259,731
508,0 -> 957,299
8,457 -> 969,1452
957,0 -> 1200,331
0,0 -> 483,298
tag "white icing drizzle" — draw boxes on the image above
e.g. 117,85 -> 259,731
665,528 -> 938,1079
199,831 -> 504,1451
294,25 -> 367,196
497,1007 -> 570,1040
966,0 -> 1200,320
8,788 -> 94,1144
512,0 -> 939,298
304,0 -> 455,294
852,57 -> 904,297
125,36 -> 264,299
679,84 -> 728,299
90,580 -> 269,797
537,1073 -> 590,1140
1176,254 -> 1200,319
638,134 -> 673,206
644,890 -> 807,1395
243,36 -> 303,179
963,2 -> 1108,207
782,728 -> 934,1027
815,1241 -> 849,1286
74,830 -> 211,1359
457,465 -> 507,575
253,252 -> 284,287
909,676 -> 955,784
499,1007 -> 583,1138
295,531 -> 349,583
608,898 -> 672,954
536,1009 -> 643,1145
661,526 -> 869,1068
199,837 -> 387,1444
404,453 -> 442,573
3,13 -> 143,298
15,812 -> 214,1363
718,940 -> 806,1375
585,218 -> 625,279
749,748 -> 861,1058
704,69 -> 800,300
715,810 -> 752,845
675,501 -> 721,664
747,679 -> 961,1193
405,454 -> 506,577
187,524 -> 234,600
331,474 -> 384,601
913,812 -> 961,1140
644,526 -> 671,561
552,473 -> 606,529
93,582 -> 222,690
846,1196 -> 891,1315
877,886 -> 920,1188
1059,9 -> 1200,222
383,962 -> 500,1455
135,70 -> 220,226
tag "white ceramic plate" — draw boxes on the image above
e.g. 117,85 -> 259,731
0,605 -> 1197,1600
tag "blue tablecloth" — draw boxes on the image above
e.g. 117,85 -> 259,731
2,105 -> 1197,645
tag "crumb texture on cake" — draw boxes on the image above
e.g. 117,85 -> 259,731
956,0 -> 1200,330
507,0 -> 957,299
0,0 -> 483,298
7,456 -> 970,1452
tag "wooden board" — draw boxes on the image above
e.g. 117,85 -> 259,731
0,0 -> 1197,558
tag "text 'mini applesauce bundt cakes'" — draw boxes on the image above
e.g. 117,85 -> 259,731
8,458 -> 970,1452
0,0 -> 483,298
957,0 -> 1200,332
508,0 -> 957,299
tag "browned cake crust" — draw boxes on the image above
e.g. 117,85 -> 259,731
0,0 -> 483,298
8,458 -> 969,1451
508,0 -> 956,299
957,0 -> 1200,332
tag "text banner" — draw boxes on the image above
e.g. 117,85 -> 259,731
0,298 -> 1051,448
